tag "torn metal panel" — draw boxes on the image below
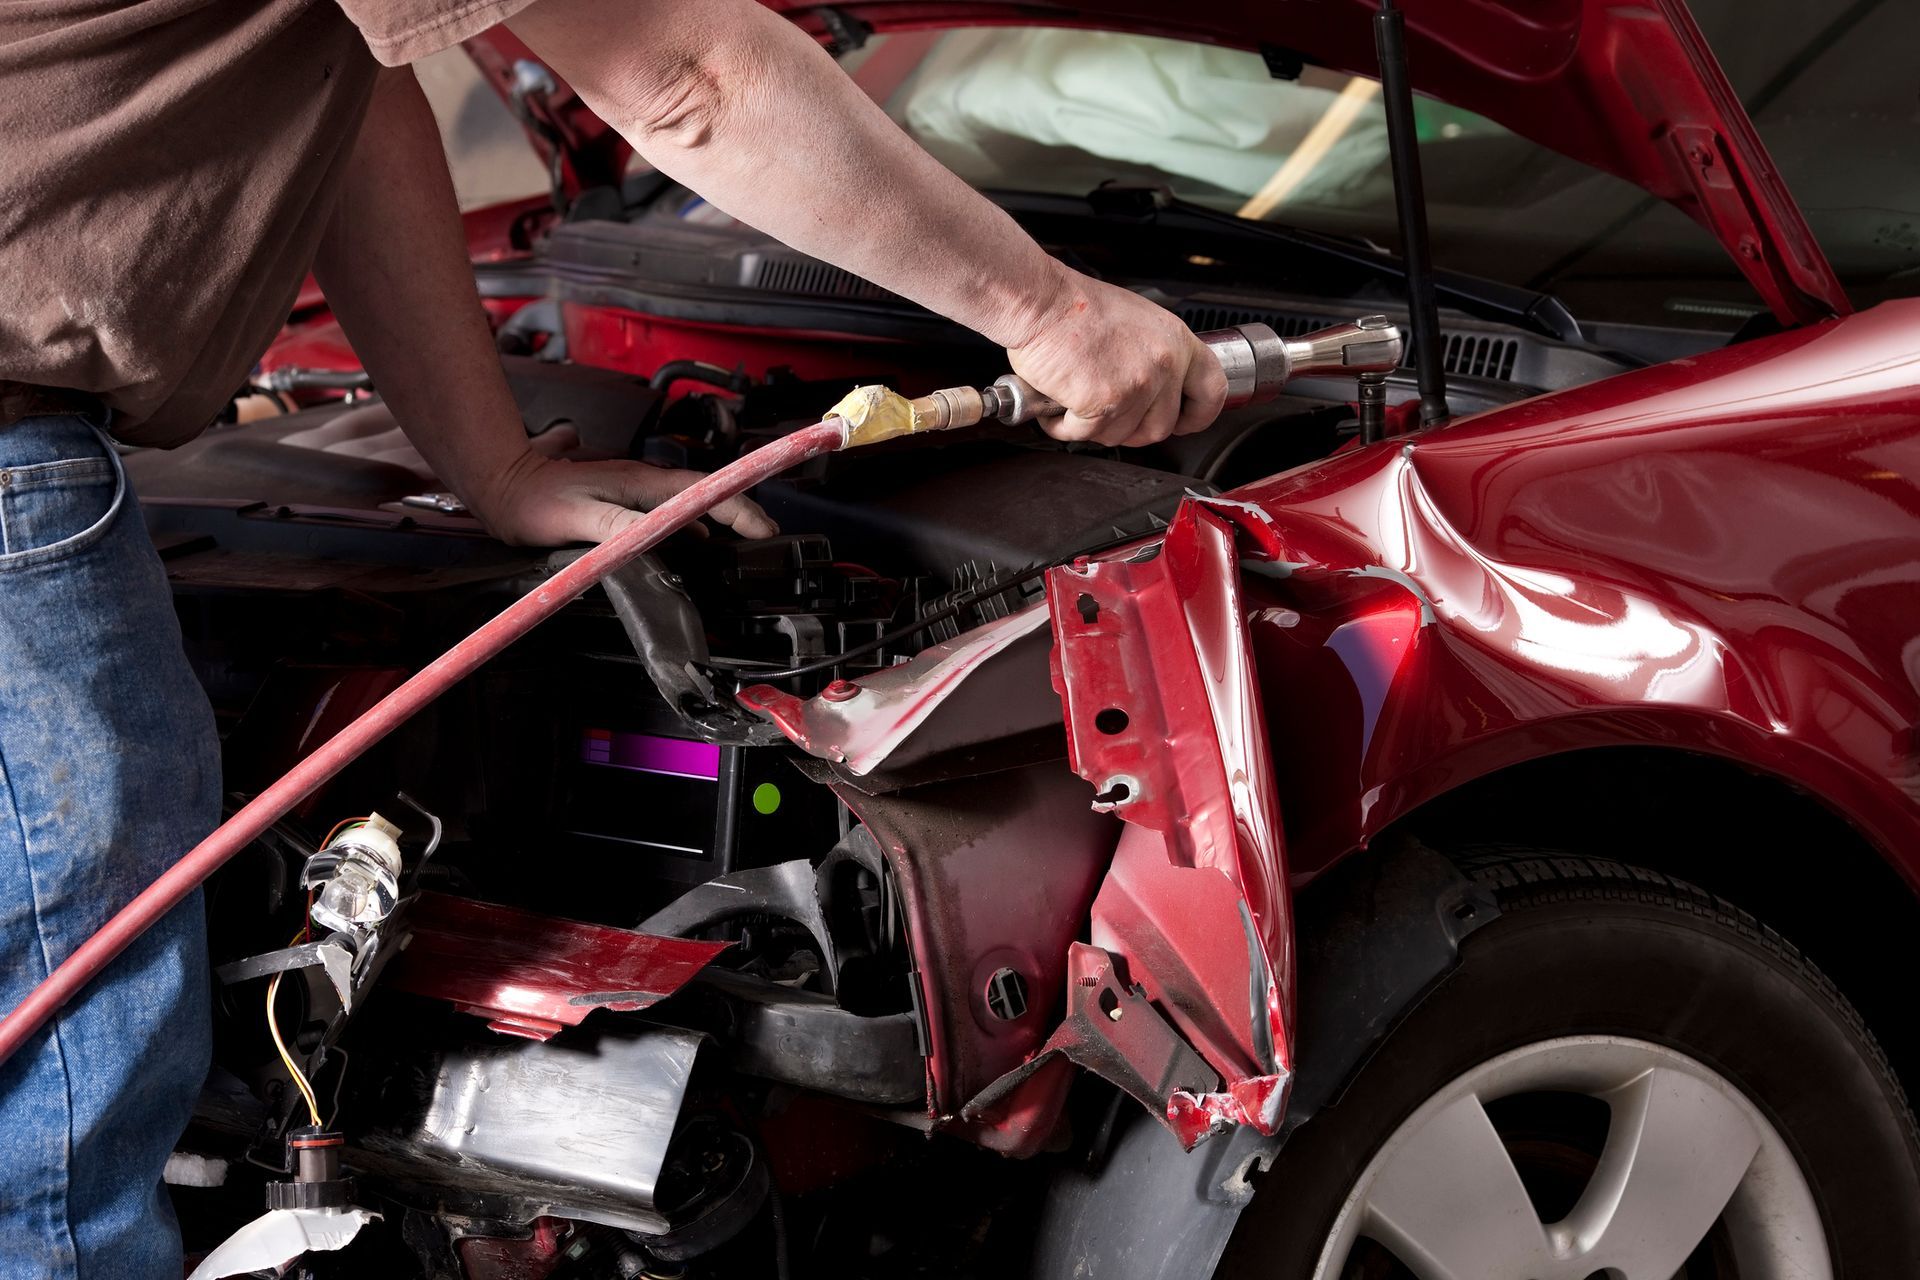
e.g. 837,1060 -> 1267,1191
385,891 -> 726,1039
961,943 -> 1219,1148
737,601 -> 1051,777
1091,824 -> 1291,1140
1166,1073 -> 1292,1150
1045,500 -> 1295,1139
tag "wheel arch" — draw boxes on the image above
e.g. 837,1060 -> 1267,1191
1382,744 -> 1920,1095
1028,746 -> 1920,1278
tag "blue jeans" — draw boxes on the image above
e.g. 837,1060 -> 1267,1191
0,414 -> 218,1279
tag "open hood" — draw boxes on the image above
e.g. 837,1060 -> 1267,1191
471,0 -> 1850,327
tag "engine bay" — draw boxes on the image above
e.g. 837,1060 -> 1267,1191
141,194 -> 1696,1277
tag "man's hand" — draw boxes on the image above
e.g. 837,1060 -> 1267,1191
1006,265 -> 1227,447
470,451 -> 777,546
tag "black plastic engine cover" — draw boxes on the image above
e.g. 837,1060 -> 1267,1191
756,441 -> 1209,578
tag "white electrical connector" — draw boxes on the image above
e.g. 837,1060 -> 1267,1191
303,812 -> 404,940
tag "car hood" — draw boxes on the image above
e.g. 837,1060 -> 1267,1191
477,0 -> 1850,326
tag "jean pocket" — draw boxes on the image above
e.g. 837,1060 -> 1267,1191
0,454 -> 124,570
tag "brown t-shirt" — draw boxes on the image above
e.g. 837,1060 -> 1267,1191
334,0 -> 538,66
0,0 -> 541,448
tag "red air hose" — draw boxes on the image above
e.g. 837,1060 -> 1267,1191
0,419 -> 849,1068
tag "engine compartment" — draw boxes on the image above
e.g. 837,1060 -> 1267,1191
149,193 -> 1693,1277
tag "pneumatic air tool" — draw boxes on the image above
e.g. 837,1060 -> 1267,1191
830,315 -> 1408,447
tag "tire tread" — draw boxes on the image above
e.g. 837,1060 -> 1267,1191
1450,844 -> 1920,1156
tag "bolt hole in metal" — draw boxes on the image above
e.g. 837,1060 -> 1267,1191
1076,592 -> 1100,623
1093,779 -> 1133,805
1094,708 -> 1129,735
1313,1037 -> 1830,1280
1097,988 -> 1124,1022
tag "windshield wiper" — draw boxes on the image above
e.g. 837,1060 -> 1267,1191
1053,183 -> 1586,345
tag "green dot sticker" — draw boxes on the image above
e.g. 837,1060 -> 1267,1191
751,782 -> 782,815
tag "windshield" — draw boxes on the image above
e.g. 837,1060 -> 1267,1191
867,4 -> 1917,331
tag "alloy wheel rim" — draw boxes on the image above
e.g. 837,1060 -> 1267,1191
1311,1035 -> 1832,1280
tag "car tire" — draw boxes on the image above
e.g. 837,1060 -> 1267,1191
1216,851 -> 1920,1279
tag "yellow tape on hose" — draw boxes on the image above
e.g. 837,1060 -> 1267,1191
829,384 -> 922,447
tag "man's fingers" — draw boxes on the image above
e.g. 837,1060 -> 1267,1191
1174,338 -> 1229,436
610,465 -> 780,540
1043,392 -> 1149,447
704,491 -> 779,539
1040,405 -> 1106,444
1127,377 -> 1183,447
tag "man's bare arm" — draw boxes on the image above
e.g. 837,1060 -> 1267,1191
312,68 -> 775,544
509,0 -> 1226,446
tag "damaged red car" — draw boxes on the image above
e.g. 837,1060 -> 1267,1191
145,1 -> 1920,1277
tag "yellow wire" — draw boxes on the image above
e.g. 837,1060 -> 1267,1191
266,920 -> 322,1128
264,816 -> 370,1130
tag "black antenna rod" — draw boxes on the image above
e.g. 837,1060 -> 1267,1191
1373,0 -> 1450,426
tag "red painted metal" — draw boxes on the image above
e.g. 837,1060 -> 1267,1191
738,603 -> 1048,773
1228,297 -> 1920,885
257,315 -> 359,385
384,891 -> 727,1039
950,1055 -> 1077,1157
756,1092 -> 904,1196
1045,502 -> 1293,1141
743,299 -> 1920,1151
256,297 -> 539,408
458,195 -> 554,263
824,764 -> 1118,1144
961,941 -> 1219,1146
780,0 -> 1848,324
560,301 -> 945,389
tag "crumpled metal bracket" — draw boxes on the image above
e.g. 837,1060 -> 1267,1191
1042,499 -> 1296,1147
216,938 -> 357,1011
962,943 -> 1219,1146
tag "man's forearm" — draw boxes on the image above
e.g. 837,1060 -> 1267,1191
311,68 -> 535,514
511,0 -> 1070,349
311,68 -> 777,544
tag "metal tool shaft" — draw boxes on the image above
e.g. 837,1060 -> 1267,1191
983,317 -> 1404,425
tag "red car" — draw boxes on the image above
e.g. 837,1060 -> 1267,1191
155,2 -> 1920,1277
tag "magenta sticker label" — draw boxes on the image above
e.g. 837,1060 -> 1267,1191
582,728 -> 720,780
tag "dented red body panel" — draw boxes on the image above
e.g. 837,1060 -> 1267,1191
1233,301 -> 1920,886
